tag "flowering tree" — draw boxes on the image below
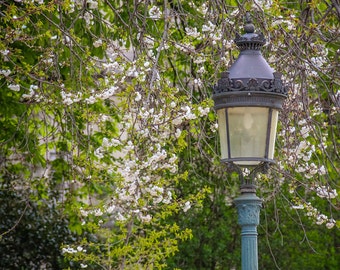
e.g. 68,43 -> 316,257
0,0 -> 339,269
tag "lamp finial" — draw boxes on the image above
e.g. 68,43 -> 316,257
244,11 -> 255,33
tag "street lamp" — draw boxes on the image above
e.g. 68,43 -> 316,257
213,13 -> 288,270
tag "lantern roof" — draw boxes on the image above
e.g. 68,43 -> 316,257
213,12 -> 288,104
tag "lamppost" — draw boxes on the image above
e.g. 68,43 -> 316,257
212,13 -> 288,270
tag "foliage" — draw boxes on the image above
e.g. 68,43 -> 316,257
258,192 -> 340,269
0,184 -> 77,269
0,0 -> 339,269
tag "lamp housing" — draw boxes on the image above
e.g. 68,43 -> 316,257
213,15 -> 288,167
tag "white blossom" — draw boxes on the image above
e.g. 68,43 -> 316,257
300,125 -> 310,138
315,186 -> 338,199
135,91 -> 142,101
116,212 -> 126,221
94,209 -> 103,216
198,106 -> 210,117
202,21 -> 215,32
80,208 -> 89,217
162,191 -> 172,204
194,78 -> 203,87
94,147 -> 104,159
62,247 -> 75,254
291,204 -> 304,210
149,6 -> 162,19
149,185 -> 164,196
85,96 -> 96,104
185,27 -> 201,38
175,128 -> 182,138
172,116 -> 183,126
182,105 -> 196,120
0,69 -> 11,76
210,123 -> 218,132
143,36 -> 155,48
1,49 -> 10,56
93,39 -> 102,48
193,56 -> 206,64
8,84 -> 20,91
87,0 -> 98,9
102,137 -> 110,147
82,12 -> 93,26
127,66 -> 139,77
198,3 -> 208,15
97,86 -> 117,99
174,43 -> 194,53
106,205 -> 116,214
168,154 -> 177,164
183,201 -> 191,212
310,56 -> 327,68
223,40 -> 233,50
254,0 -> 273,9
22,85 -> 36,100
140,214 -> 152,223
210,31 -> 222,43
326,219 -> 336,229
99,114 -> 112,122
60,90 -> 82,105
197,66 -> 205,74
318,165 -> 326,175
316,214 -> 328,225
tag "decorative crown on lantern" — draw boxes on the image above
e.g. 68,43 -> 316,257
213,12 -> 288,98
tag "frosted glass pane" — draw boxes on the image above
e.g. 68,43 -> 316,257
268,110 -> 279,160
228,107 -> 269,164
217,109 -> 228,159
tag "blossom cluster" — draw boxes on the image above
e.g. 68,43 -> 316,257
149,6 -> 162,20
305,44 -> 329,77
62,245 -> 86,254
292,202 -> 336,229
62,245 -> 88,268
106,100 -> 209,221
315,185 -> 338,199
53,85 -> 119,106
86,55 -> 212,221
281,119 -> 327,179
253,0 -> 273,9
66,0 -> 98,15
0,69 -> 11,77
276,82 -> 338,229
93,133 -> 178,223
271,16 -> 295,31
13,0 -> 44,4
61,90 -> 83,106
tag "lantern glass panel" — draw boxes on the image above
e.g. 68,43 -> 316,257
228,107 -> 268,165
217,109 -> 228,160
268,109 -> 279,160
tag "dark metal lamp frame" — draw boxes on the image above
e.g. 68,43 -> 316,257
213,12 -> 288,193
227,162 -> 270,193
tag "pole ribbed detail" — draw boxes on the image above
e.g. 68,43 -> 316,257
234,192 -> 262,270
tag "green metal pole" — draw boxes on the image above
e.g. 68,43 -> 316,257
234,192 -> 262,270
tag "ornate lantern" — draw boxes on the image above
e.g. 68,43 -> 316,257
213,13 -> 288,169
